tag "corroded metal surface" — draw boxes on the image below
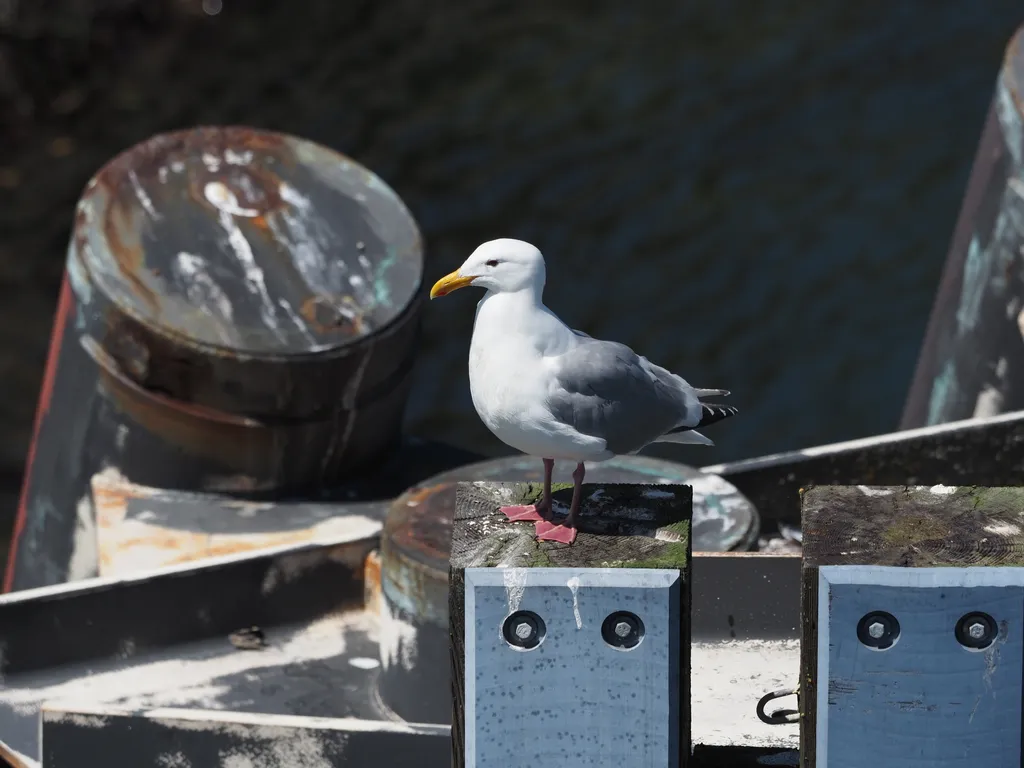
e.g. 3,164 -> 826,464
74,126 -> 422,356
69,124 -> 424,425
91,468 -> 383,577
7,127 -> 426,592
83,436 -> 479,578
902,27 -> 1024,428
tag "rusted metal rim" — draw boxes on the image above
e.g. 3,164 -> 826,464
71,125 -> 425,361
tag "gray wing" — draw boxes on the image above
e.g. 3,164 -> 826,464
545,337 -> 701,455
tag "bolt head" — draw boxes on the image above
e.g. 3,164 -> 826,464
614,621 -> 632,638
968,622 -> 987,640
514,621 -> 533,640
867,621 -> 885,639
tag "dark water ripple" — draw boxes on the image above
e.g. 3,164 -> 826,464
400,2 -> 1023,466
0,1 -> 1022,501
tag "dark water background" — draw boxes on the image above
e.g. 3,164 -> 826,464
1,1 -> 1023,531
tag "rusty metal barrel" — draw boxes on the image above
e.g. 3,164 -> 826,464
374,455 -> 758,724
902,26 -> 1024,428
5,127 -> 424,592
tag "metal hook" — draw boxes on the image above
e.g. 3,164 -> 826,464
756,687 -> 799,725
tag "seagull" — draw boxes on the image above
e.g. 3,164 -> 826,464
430,239 -> 737,544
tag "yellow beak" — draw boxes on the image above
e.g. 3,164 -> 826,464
429,270 -> 477,299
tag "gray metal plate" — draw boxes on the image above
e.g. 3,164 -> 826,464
818,566 -> 1024,767
464,567 -> 681,768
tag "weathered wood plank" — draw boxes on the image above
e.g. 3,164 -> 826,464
800,485 -> 1024,768
803,485 -> 1024,568
450,481 -> 692,768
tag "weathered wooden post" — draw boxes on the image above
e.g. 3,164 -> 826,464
449,481 -> 693,767
800,485 -> 1024,767
374,455 -> 754,727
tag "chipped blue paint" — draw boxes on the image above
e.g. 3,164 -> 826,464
818,566 -> 1024,767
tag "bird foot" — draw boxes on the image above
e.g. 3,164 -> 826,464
500,505 -> 546,522
534,520 -> 577,545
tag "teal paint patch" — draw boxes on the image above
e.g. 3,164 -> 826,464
926,359 -> 957,426
955,235 -> 988,335
373,248 -> 399,307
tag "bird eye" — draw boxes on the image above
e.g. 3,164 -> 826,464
485,259 -> 499,267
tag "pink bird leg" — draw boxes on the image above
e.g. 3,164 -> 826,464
535,462 -> 585,544
500,458 -> 555,522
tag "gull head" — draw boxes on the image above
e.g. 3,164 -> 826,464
430,238 -> 545,299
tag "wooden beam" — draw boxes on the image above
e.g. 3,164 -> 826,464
450,481 -> 693,767
800,485 -> 1024,767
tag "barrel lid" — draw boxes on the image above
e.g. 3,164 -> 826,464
73,126 -> 423,357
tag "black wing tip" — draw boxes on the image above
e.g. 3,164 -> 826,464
698,403 -> 739,427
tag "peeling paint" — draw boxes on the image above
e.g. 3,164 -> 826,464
378,593 -> 418,673
66,493 -> 98,582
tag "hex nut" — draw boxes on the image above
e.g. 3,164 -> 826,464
856,611 -> 900,650
502,611 -> 545,651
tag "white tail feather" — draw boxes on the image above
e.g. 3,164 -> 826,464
692,388 -> 730,398
654,429 -> 715,446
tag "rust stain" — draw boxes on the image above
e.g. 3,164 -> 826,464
117,532 -> 209,552
299,295 -> 365,336
161,533 -> 316,566
91,469 -> 345,574
101,526 -> 340,574
387,482 -> 455,561
187,161 -> 287,217
364,549 -> 383,616
80,333 -> 273,469
404,483 -> 446,505
80,125 -> 301,319
96,126 -> 289,184
251,213 -> 272,233
99,192 -> 160,312
83,333 -> 258,428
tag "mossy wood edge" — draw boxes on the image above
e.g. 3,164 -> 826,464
798,484 -> 1024,768
450,481 -> 692,570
